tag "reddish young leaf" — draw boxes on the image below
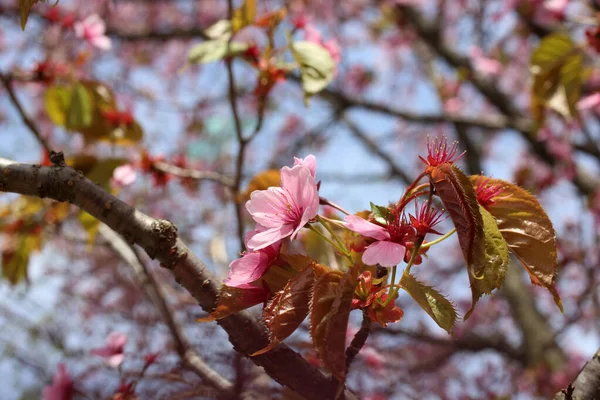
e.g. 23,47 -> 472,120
197,285 -> 268,322
309,268 -> 358,379
252,263 -> 328,356
261,253 -> 317,294
428,164 -> 485,277
470,176 -> 562,311
464,205 -> 510,320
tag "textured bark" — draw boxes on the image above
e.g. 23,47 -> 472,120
0,158 -> 356,400
554,349 -> 600,400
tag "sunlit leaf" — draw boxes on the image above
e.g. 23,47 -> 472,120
428,164 -> 485,278
310,268 -> 358,379
400,273 -> 457,333
255,8 -> 287,30
261,254 -> 316,294
470,176 -> 562,311
465,205 -> 510,319
66,82 -> 94,130
187,40 -> 249,64
370,202 -> 393,225
1,233 -> 42,285
530,32 -> 583,126
291,41 -> 336,103
239,169 -> 281,202
45,85 -> 72,127
253,264 -> 326,355
231,0 -> 256,33
78,211 -> 99,247
204,19 -> 232,40
197,285 -> 268,322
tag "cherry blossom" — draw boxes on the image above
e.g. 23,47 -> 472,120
293,154 -> 316,178
74,14 -> 112,51
42,363 -> 74,400
224,230 -> 281,287
90,332 -> 128,368
246,158 -> 319,250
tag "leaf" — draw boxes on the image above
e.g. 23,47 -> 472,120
400,273 -> 457,333
428,164 -> 485,278
45,86 -> 72,126
86,158 -> 127,190
66,83 -> 94,129
470,176 -> 561,311
291,41 -> 336,102
19,0 -> 44,30
197,285 -> 268,322
1,233 -> 42,285
239,169 -> 281,202
78,211 -> 99,247
309,268 -> 358,379
187,40 -> 249,64
253,264 -> 327,355
464,205 -> 510,319
530,32 -> 583,125
204,19 -> 232,40
231,0 -> 256,33
261,254 -> 317,294
370,202 -> 393,225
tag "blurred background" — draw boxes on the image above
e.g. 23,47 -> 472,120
0,0 -> 599,398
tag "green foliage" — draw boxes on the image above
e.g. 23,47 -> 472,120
187,40 -> 249,64
19,0 -> 46,30
370,202 -> 393,225
290,41 -> 336,103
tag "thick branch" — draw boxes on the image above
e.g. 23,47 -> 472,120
0,158 -> 357,400
554,348 -> 600,400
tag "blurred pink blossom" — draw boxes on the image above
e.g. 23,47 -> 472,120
304,24 -> 342,65
91,332 -> 127,368
112,165 -> 137,188
42,363 -> 73,400
577,93 -> 600,113
470,47 -> 503,76
74,14 -> 112,50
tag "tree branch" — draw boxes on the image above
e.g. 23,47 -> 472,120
554,348 -> 600,400
0,158 -> 358,400
98,224 -> 234,394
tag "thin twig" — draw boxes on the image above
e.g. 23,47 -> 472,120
345,309 -> 372,372
98,225 -> 234,394
153,161 -> 235,188
0,73 -> 53,154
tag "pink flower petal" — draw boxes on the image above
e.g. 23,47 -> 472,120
224,251 -> 270,287
247,224 -> 294,250
345,215 -> 390,241
293,154 -> 317,178
107,354 -> 125,368
362,241 -> 406,267
91,36 -> 112,51
246,187 -> 289,228
577,93 -> 600,110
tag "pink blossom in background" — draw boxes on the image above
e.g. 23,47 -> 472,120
443,97 -> 463,114
470,47 -> 503,77
111,164 -> 137,188
293,154 -> 317,178
577,93 -> 600,113
246,158 -> 319,250
303,24 -> 342,65
224,230 -> 282,287
74,14 -> 112,50
42,363 -> 74,400
344,215 -> 407,267
90,332 -> 128,368
543,0 -> 569,19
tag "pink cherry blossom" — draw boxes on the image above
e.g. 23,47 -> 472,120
293,154 -> 316,178
74,14 -> 112,51
470,47 -> 503,77
90,332 -> 127,368
111,164 -> 137,188
344,215 -> 407,267
246,159 -> 319,250
224,230 -> 281,287
577,93 -> 600,113
304,24 -> 342,65
42,363 -> 73,400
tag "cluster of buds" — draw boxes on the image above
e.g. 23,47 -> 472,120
44,7 -> 76,30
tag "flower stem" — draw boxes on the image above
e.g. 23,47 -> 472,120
421,228 -> 456,249
317,214 -> 347,251
384,265 -> 398,306
307,222 -> 353,264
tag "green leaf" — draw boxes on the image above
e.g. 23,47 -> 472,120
370,202 -> 393,225
530,32 -> 583,126
252,264 -> 326,356
309,268 -> 358,380
204,19 -> 232,40
291,41 -> 336,102
231,0 -> 256,33
465,205 -> 510,320
45,86 -> 72,127
400,273 -> 457,333
1,234 -> 42,285
187,40 -> 249,64
78,211 -> 99,247
86,158 -> 127,190
66,83 -> 94,130
471,176 -> 562,312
